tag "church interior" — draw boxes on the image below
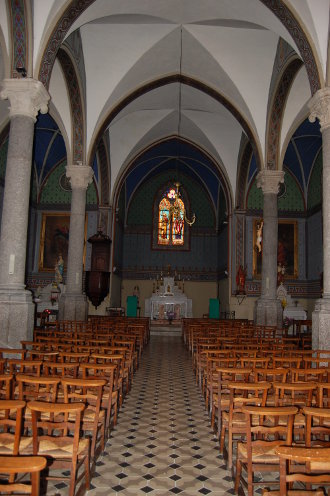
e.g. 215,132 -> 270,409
0,1 -> 329,495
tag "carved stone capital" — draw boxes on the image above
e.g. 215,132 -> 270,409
0,78 -> 50,121
66,164 -> 94,190
256,170 -> 284,195
308,87 -> 330,132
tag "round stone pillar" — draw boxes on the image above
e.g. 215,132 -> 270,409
255,169 -> 284,326
0,79 -> 49,346
308,87 -> 330,350
58,164 -> 93,321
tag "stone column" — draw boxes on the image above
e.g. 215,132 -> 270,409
0,79 -> 49,347
255,169 -> 284,326
58,164 -> 93,321
308,87 -> 330,350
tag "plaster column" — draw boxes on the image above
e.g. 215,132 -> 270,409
255,169 -> 284,326
309,87 -> 330,350
0,79 -> 49,347
58,164 -> 93,321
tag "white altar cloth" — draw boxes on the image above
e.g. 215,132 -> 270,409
145,277 -> 192,319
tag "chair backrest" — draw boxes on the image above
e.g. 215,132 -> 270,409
316,382 -> 330,408
227,381 -> 271,419
28,400 -> 85,454
0,374 -> 13,400
0,455 -> 47,496
243,405 -> 298,447
275,446 -> 330,495
303,406 -> 330,448
59,352 -> 90,363
7,359 -> 43,376
253,367 -> 288,384
273,382 -> 317,408
291,367 -> 330,384
0,399 -> 26,454
43,360 -> 80,378
16,374 -> 60,403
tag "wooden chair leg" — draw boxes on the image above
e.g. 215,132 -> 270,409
234,458 -> 242,493
31,471 -> 40,496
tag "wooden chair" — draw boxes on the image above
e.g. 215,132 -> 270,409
0,400 -> 32,458
316,383 -> 330,409
273,382 -> 317,441
235,405 -> 298,496
0,375 -> 13,400
212,367 -> 252,437
28,400 -> 90,496
304,406 -> 330,448
80,362 -> 117,434
61,377 -> 106,460
0,455 -> 47,495
262,446 -> 330,495
91,353 -> 124,407
291,368 -> 330,385
7,360 -> 42,378
58,352 -> 90,364
25,351 -> 59,362
220,381 -> 271,470
43,360 -> 80,379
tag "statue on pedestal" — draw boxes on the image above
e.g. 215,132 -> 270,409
54,254 -> 64,285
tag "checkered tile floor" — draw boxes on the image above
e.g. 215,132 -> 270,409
87,334 -> 234,496
46,334 -> 235,495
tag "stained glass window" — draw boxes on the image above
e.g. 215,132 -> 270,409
157,189 -> 185,246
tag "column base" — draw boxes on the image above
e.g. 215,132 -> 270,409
58,293 -> 88,321
312,297 -> 330,350
0,289 -> 34,347
255,297 -> 282,327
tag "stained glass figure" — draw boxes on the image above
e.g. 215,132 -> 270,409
158,198 -> 170,244
157,189 -> 185,246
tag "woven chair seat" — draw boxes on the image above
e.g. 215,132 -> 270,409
0,433 -> 32,453
38,437 -> 89,457
237,441 -> 281,463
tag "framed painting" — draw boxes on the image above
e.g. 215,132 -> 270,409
39,213 -> 70,272
253,219 -> 298,278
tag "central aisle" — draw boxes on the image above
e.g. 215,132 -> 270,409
88,335 -> 233,495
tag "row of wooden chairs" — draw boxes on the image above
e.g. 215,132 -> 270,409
0,398 -> 89,496
186,317 -> 329,495
0,317 -> 148,495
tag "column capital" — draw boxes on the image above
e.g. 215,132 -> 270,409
308,87 -> 330,132
66,164 -> 94,189
256,169 -> 284,195
0,78 -> 50,121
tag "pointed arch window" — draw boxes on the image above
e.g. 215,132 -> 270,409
158,191 -> 184,246
153,184 -> 192,250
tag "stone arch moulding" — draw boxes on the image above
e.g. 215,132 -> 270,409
88,75 -> 263,173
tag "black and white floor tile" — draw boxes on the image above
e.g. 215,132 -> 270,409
45,333 -> 235,495
86,334 -> 234,496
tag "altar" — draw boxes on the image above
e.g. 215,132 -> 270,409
145,276 -> 192,320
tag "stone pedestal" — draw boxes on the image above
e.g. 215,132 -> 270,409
309,87 -> 330,350
0,79 -> 49,346
0,290 -> 35,347
58,293 -> 88,321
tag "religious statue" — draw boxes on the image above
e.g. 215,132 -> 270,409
236,265 -> 246,294
54,254 -> 64,285
256,220 -> 263,253
277,263 -> 285,286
